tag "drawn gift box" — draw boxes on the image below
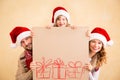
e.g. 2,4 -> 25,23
52,58 -> 66,79
36,67 -> 51,79
35,57 -> 52,79
66,67 -> 76,78
76,66 -> 85,79
67,61 -> 83,78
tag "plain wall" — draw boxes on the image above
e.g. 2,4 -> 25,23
0,0 -> 120,80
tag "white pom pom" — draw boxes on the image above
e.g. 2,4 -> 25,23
10,43 -> 17,48
107,40 -> 114,46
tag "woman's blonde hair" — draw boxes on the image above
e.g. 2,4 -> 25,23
90,46 -> 107,69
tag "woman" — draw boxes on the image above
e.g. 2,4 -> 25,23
85,27 -> 113,80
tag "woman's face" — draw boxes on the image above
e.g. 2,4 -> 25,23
89,39 -> 103,55
56,15 -> 68,27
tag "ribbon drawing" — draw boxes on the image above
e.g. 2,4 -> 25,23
36,57 -> 52,79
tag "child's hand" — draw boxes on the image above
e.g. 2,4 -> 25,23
45,24 -> 54,29
70,25 -> 77,29
46,26 -> 51,29
86,30 -> 90,37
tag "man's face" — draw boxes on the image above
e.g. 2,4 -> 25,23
21,36 -> 32,51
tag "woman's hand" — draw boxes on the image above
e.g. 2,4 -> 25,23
84,63 -> 93,72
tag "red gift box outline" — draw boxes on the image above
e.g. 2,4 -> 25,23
66,61 -> 86,79
36,57 -> 52,79
52,58 -> 67,79
34,57 -> 87,80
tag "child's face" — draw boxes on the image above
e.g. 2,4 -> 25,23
56,15 -> 68,27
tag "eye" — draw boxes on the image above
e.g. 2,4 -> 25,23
98,41 -> 102,44
21,40 -> 25,44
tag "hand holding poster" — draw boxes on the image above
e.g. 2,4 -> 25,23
32,27 -> 89,80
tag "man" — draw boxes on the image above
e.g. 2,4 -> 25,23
10,26 -> 33,80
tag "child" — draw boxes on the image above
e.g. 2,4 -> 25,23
52,6 -> 70,27
47,6 -> 75,29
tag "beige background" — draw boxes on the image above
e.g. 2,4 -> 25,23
0,0 -> 120,80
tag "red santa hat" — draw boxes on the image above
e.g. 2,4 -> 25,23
9,26 -> 31,48
90,27 -> 113,46
52,6 -> 70,23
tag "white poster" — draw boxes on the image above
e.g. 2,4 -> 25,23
32,27 -> 89,80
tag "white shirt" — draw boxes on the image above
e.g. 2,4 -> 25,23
89,68 -> 100,80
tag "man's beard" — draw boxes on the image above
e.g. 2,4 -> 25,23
25,43 -> 32,52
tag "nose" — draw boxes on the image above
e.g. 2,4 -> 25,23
94,43 -> 99,47
24,40 -> 29,45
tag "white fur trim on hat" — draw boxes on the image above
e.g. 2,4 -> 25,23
10,43 -> 17,48
107,40 -> 114,46
17,31 -> 31,45
90,33 -> 107,46
54,10 -> 70,23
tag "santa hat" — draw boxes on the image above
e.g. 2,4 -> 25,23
10,26 -> 31,48
52,6 -> 70,23
90,27 -> 113,46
